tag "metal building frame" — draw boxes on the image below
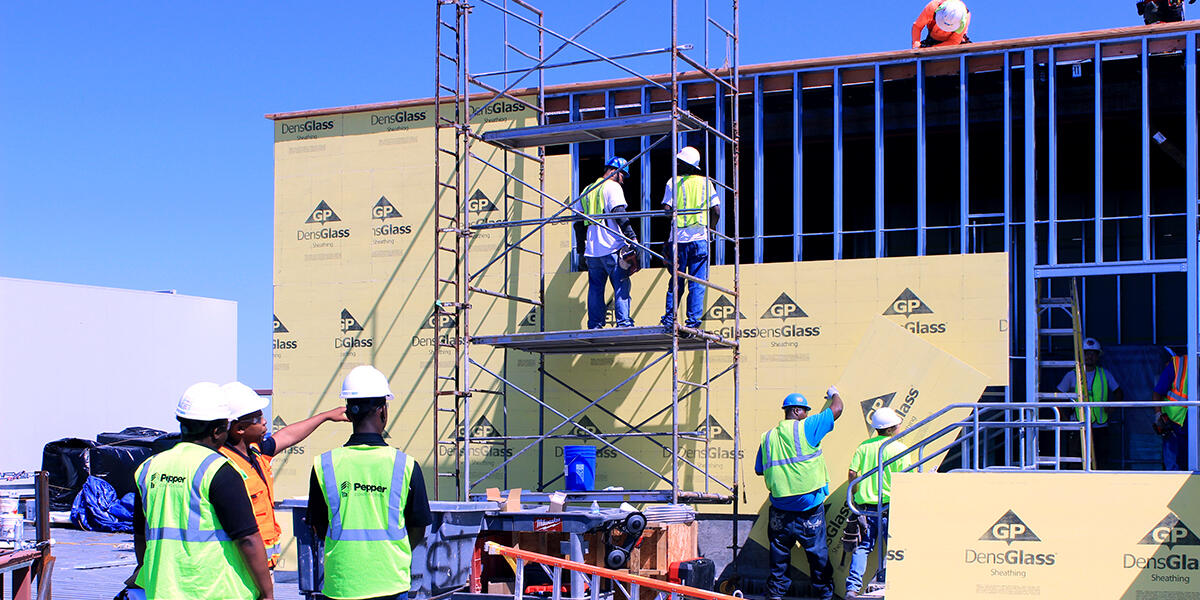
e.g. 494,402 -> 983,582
433,0 -> 745,505
539,24 -> 1199,470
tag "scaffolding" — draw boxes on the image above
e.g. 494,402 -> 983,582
432,0 -> 743,508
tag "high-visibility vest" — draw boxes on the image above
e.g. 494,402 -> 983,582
673,176 -> 710,229
1074,367 -> 1110,425
315,446 -> 415,599
759,419 -> 828,499
581,178 -> 608,224
134,442 -> 258,600
851,435 -> 910,506
1165,356 -> 1189,425
219,443 -> 281,563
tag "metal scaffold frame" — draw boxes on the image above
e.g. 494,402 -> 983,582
432,0 -> 743,509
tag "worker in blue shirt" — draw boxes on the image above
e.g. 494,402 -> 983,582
755,386 -> 844,600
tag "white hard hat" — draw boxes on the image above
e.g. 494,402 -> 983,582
676,146 -> 701,169
341,365 -> 393,400
870,407 -> 903,430
221,382 -> 269,420
176,382 -> 232,421
934,0 -> 967,33
1083,338 -> 1102,352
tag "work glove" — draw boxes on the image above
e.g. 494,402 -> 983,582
827,385 -> 839,399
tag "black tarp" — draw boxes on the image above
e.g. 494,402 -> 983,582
41,438 -> 97,511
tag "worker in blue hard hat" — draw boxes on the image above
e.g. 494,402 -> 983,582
756,386 -> 844,600
573,156 -> 640,329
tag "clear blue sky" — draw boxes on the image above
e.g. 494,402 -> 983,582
0,1 -> 1146,389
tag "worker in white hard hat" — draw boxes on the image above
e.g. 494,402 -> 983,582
911,0 -> 971,49
128,382 -> 274,600
1055,337 -> 1123,469
220,382 -> 348,568
1138,0 -> 1195,25
844,407 -> 912,598
573,156 -> 639,329
659,146 -> 721,334
756,387 -> 843,600
307,365 -> 432,600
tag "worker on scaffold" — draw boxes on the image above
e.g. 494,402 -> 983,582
659,146 -> 720,335
573,156 -> 639,329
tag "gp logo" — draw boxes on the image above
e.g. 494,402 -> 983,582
979,510 -> 1041,545
306,200 -> 341,224
883,288 -> 933,318
1139,513 -> 1200,549
372,196 -> 401,221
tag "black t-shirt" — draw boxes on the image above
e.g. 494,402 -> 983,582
134,452 -> 261,542
306,433 -> 433,539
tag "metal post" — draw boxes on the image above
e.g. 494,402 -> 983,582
670,0 -> 681,504
960,55 -> 969,255
1023,49 -> 1038,467
1094,42 -> 1104,264
1185,33 -> 1199,470
794,71 -> 803,261
833,68 -> 844,259
876,64 -> 885,256
917,59 -> 928,255
754,75 -> 765,263
1049,47 -> 1058,265
1141,38 -> 1151,261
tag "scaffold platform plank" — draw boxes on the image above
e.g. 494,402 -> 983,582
481,111 -> 705,149
468,489 -> 734,505
471,326 -> 725,354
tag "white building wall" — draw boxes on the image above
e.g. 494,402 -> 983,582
0,277 -> 236,470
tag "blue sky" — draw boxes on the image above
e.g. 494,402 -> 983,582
0,1 -> 1146,389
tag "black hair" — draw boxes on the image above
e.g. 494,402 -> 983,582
178,417 -> 228,442
346,397 -> 387,423
676,159 -> 703,177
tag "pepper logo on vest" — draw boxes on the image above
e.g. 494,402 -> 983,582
883,288 -> 947,335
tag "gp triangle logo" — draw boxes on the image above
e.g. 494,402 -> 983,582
462,415 -> 500,439
571,415 -> 602,438
703,295 -> 746,323
422,308 -> 458,330
306,200 -> 341,224
694,416 -> 733,440
883,288 -> 933,318
980,510 -> 1041,545
272,416 -> 287,432
273,314 -> 289,334
519,308 -> 538,328
1138,513 -> 1200,549
339,309 -> 364,333
860,392 -> 898,422
760,293 -> 808,321
372,196 -> 402,221
469,190 -> 498,213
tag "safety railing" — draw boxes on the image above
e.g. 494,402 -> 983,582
845,400 -> 1200,550
485,541 -> 741,600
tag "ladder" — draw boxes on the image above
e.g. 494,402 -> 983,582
1031,277 -> 1090,470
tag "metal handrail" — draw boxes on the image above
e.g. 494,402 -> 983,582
485,542 -> 742,600
845,400 -> 1200,551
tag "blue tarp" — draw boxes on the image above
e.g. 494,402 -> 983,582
70,476 -> 134,533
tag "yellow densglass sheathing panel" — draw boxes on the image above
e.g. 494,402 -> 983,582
273,98 -> 1010,569
887,472 -> 1200,599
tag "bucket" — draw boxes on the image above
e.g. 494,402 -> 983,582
0,514 -> 22,545
0,495 -> 18,515
563,446 -> 597,491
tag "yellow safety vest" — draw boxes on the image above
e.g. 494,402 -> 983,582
315,446 -> 415,599
581,177 -> 608,223
760,420 -> 828,499
134,442 -> 258,600
850,435 -> 910,506
1074,367 -> 1110,425
1165,356 -> 1189,425
673,176 -> 709,228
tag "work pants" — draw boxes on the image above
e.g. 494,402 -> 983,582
1163,419 -> 1189,471
586,252 -> 632,329
661,240 -> 708,329
845,506 -> 889,594
766,504 -> 833,600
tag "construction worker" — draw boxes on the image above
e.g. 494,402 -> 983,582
129,382 -> 274,600
307,365 -> 432,600
1054,338 -> 1123,469
755,386 -> 844,600
844,407 -> 911,599
1152,348 -> 1192,470
573,156 -> 639,329
911,0 -> 971,49
220,382 -> 349,568
659,146 -> 720,334
1138,0 -> 1195,24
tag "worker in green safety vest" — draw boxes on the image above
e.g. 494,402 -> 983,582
308,365 -> 432,600
844,407 -> 911,598
572,156 -> 639,329
127,382 -> 274,600
1153,347 -> 1194,470
659,146 -> 720,335
1055,337 -> 1123,469
755,386 -> 843,600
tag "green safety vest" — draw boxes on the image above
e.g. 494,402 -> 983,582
760,419 -> 829,499
1074,367 -> 1110,425
581,177 -> 608,224
1166,356 -> 1189,425
673,176 -> 709,229
315,446 -> 415,599
134,442 -> 258,600
851,435 -> 910,506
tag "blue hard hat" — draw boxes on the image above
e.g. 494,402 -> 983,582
782,393 -> 810,410
605,156 -> 630,176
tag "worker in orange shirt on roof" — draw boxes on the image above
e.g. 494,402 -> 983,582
912,0 -> 972,49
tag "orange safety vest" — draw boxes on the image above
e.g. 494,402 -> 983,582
219,443 -> 281,563
1164,355 -> 1190,426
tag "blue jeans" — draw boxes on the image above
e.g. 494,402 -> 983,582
1163,419 -> 1188,470
661,241 -> 708,329
846,507 -> 889,593
586,253 -> 632,329
767,504 -> 833,600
